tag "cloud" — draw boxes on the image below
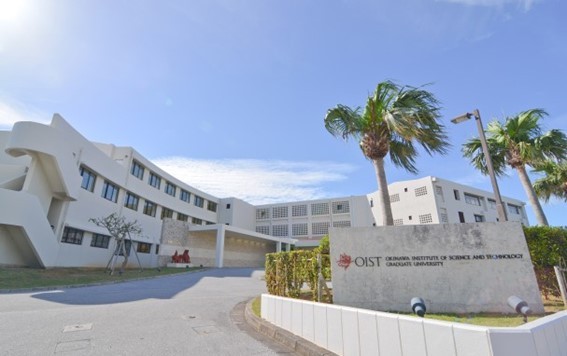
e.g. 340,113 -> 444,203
153,157 -> 356,205
437,0 -> 539,11
0,99 -> 50,128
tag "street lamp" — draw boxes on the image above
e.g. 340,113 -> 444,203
451,109 -> 508,222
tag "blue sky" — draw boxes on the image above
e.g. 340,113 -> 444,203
1,0 -> 566,226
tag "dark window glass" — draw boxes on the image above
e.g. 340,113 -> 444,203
143,200 -> 157,217
148,172 -> 161,189
62,227 -> 84,245
165,182 -> 177,197
177,213 -> 189,222
91,233 -> 111,248
161,207 -> 173,219
101,181 -> 119,202
124,192 -> 139,211
136,242 -> 151,254
80,166 -> 96,192
194,195 -> 204,208
207,201 -> 217,212
180,190 -> 191,202
131,160 -> 145,180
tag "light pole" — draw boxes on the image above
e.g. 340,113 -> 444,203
451,109 -> 508,222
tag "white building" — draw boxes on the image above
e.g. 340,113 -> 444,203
0,115 -> 528,267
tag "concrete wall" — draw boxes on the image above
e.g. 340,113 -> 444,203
330,222 -> 543,314
261,294 -> 567,356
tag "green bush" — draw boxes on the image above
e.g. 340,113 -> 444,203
524,226 -> 567,299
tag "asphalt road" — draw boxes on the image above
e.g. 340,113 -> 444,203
0,268 -> 295,356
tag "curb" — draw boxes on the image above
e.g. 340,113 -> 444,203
244,297 -> 336,356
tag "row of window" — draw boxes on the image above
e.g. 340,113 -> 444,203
130,161 -> 217,212
80,165 -> 215,224
255,220 -> 351,237
256,201 -> 350,220
61,227 -> 155,254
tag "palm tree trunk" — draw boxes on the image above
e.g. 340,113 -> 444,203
372,158 -> 394,226
516,165 -> 549,226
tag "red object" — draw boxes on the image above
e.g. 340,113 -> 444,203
180,249 -> 191,264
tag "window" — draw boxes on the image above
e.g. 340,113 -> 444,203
390,193 -> 400,202
177,213 -> 188,222
148,172 -> 161,189
180,189 -> 191,203
292,205 -> 307,217
272,224 -> 288,237
474,214 -> 485,222
292,223 -> 308,236
62,227 -> 84,245
435,186 -> 444,202
415,186 -> 428,197
370,199 -> 374,208
80,166 -> 96,192
131,160 -> 145,180
155,244 -> 160,254
464,193 -> 481,206
116,240 -> 131,256
508,204 -> 521,215
165,182 -> 176,196
454,189 -> 461,200
194,195 -> 204,208
440,208 -> 449,223
137,242 -> 152,254
124,192 -> 139,211
311,203 -> 329,216
207,201 -> 218,212
458,211 -> 465,223
256,226 -> 270,235
488,199 -> 497,209
192,217 -> 203,225
272,206 -> 288,219
333,220 -> 351,228
332,201 -> 350,214
161,207 -> 173,219
312,222 -> 330,235
419,213 -> 433,224
394,219 -> 404,226
143,200 -> 157,217
226,203 -> 231,209
91,233 -> 111,249
101,181 -> 119,202
256,208 -> 270,220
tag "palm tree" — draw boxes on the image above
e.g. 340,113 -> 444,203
324,81 -> 449,226
533,161 -> 567,202
462,109 -> 567,226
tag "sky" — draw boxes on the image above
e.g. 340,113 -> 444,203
0,0 -> 566,226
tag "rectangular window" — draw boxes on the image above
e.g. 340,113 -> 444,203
177,213 -> 188,222
311,202 -> 329,215
394,219 -> 404,226
332,201 -> 350,214
192,217 -> 203,225
155,244 -> 159,255
124,192 -> 139,211
62,227 -> 84,245
272,206 -> 288,219
226,203 -> 231,209
256,208 -> 270,219
101,181 -> 119,202
464,193 -> 481,206
80,166 -> 96,192
508,204 -> 521,215
180,189 -> 191,203
312,222 -> 330,235
165,182 -> 176,197
419,213 -> 433,224
143,200 -> 157,217
454,189 -> 461,200
414,186 -> 428,197
458,211 -> 465,223
194,195 -> 204,208
91,233 -> 111,249
136,242 -> 152,254
292,223 -> 308,236
272,224 -> 288,237
390,193 -> 400,203
488,199 -> 497,209
207,201 -> 218,212
161,207 -> 174,219
292,205 -> 307,217
256,225 -> 270,235
333,220 -> 351,228
474,214 -> 485,222
131,160 -> 145,180
148,172 -> 161,189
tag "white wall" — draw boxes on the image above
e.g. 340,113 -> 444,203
262,294 -> 567,356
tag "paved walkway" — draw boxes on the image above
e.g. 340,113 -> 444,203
0,268 -> 296,355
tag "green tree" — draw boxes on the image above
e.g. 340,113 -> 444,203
462,109 -> 567,226
533,161 -> 567,202
324,81 -> 449,225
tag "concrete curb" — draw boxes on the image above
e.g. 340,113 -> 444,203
244,297 -> 336,356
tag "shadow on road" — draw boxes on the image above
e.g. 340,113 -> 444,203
30,268 -> 265,306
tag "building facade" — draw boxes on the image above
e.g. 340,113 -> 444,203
0,115 -> 528,267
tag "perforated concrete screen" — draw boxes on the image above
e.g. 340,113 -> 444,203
330,222 -> 544,314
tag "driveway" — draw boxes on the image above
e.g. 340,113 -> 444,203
0,268 -> 294,355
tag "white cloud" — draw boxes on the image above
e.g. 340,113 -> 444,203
0,99 -> 50,128
437,0 -> 539,11
153,157 -> 356,205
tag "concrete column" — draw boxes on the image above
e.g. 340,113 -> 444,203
285,243 -> 291,252
215,225 -> 226,268
276,241 -> 282,252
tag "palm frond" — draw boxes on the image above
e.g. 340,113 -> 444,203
324,105 -> 362,140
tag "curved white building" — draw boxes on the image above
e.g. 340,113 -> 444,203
0,114 -> 528,268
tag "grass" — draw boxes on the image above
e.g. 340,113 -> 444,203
251,293 -> 566,327
0,266 -> 202,290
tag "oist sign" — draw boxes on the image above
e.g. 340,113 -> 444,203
330,222 -> 544,314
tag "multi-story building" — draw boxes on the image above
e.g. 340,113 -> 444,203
0,115 -> 528,267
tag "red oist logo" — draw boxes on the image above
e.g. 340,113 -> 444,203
337,253 -> 352,270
